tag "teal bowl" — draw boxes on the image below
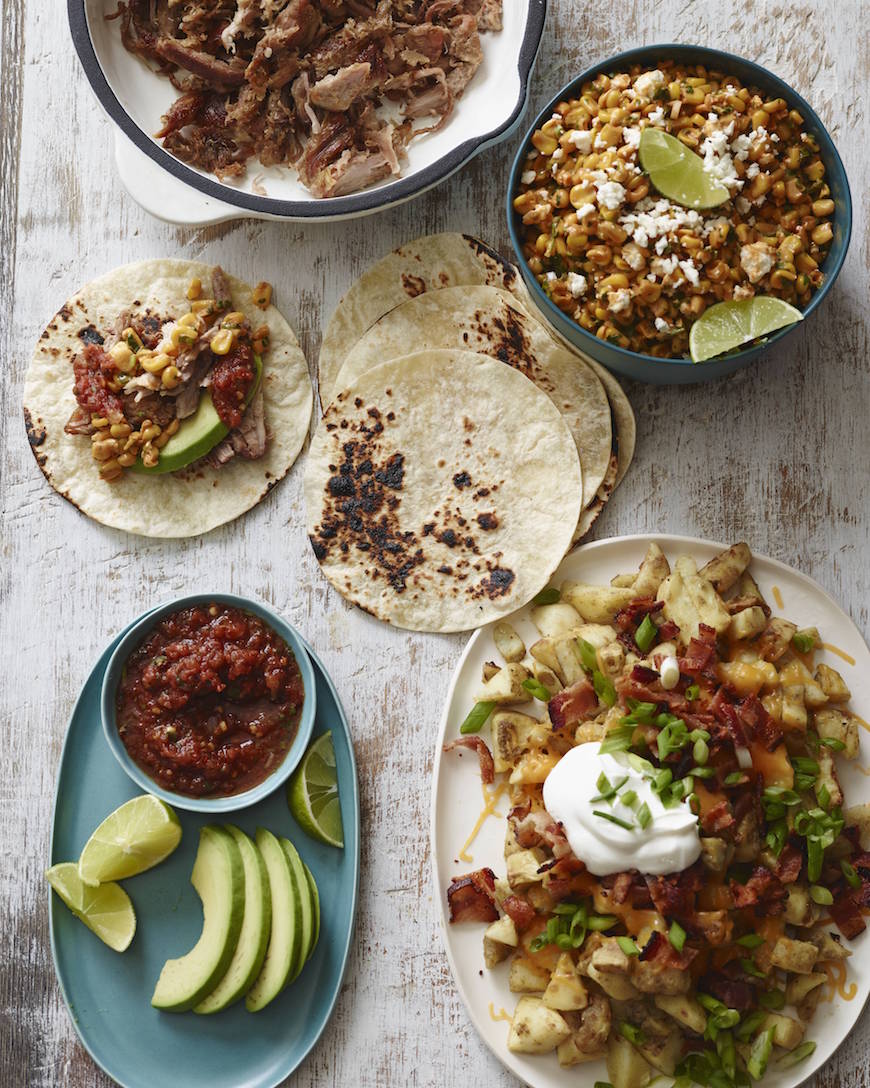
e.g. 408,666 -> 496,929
507,43 -> 852,385
100,593 -> 316,813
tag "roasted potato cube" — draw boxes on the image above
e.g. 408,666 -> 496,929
816,746 -> 843,807
530,601 -> 583,638
762,1012 -> 805,1050
532,661 -> 562,693
781,684 -> 808,731
770,936 -> 819,974
815,663 -> 851,703
656,556 -> 731,644
815,707 -> 860,759
491,710 -> 547,773
797,984 -> 823,1024
807,928 -> 850,961
475,663 -> 530,704
598,640 -> 626,680
611,573 -> 636,588
561,581 -> 636,625
734,569 -> 769,611
845,802 -> 870,846
557,1036 -> 605,1066
529,637 -> 562,676
509,957 -> 551,994
607,1035 -> 652,1088
482,660 -> 500,682
758,617 -> 798,662
483,915 -> 518,967
588,964 -> 639,1000
591,938 -> 632,974
784,884 -> 817,927
506,848 -> 546,889
633,542 -> 672,597
553,636 -> 587,686
779,658 -> 828,707
507,996 -> 571,1053
654,993 -> 707,1035
638,1031 -> 683,1076
700,836 -> 731,873
575,990 -> 612,1051
493,621 -> 525,664
728,606 -> 767,641
785,972 -> 827,1006
699,542 -> 752,593
631,960 -> 690,996
543,954 -> 589,1011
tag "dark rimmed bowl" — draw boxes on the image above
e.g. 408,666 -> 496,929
69,0 -> 546,223
507,43 -> 852,384
100,593 -> 316,813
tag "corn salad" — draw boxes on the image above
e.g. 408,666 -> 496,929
513,62 -> 835,358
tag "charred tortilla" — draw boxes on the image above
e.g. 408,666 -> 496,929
305,350 -> 583,632
23,259 -> 312,538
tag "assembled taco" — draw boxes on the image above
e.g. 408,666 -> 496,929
24,259 -> 312,537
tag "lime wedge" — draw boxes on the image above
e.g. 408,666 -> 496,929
689,298 -> 804,362
288,732 -> 343,848
638,128 -> 730,209
47,862 -> 136,951
78,794 -> 182,886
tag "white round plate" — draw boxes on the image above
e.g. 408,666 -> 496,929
70,0 -> 546,223
431,533 -> 870,1088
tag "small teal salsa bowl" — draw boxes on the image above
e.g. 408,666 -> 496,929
100,593 -> 316,813
506,43 -> 852,385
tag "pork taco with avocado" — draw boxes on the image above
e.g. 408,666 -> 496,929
24,259 -> 312,537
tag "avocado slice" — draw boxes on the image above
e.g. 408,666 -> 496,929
301,860 -> 320,962
245,828 -> 303,1012
194,826 -> 271,1015
131,353 -> 262,476
279,837 -> 315,981
151,826 -> 245,1013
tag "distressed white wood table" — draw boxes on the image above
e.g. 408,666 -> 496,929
1,2 -> 868,1085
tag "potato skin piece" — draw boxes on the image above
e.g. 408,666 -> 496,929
507,996 -> 571,1054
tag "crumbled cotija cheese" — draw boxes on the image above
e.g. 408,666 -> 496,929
595,180 -> 627,210
740,242 -> 775,283
521,170 -> 536,185
567,272 -> 588,297
569,130 -> 594,153
634,69 -> 666,100
608,288 -> 632,314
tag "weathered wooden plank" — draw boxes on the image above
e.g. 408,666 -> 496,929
1,2 -> 868,1087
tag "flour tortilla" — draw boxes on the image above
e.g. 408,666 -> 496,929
305,350 -> 583,633
23,259 -> 312,538
581,354 -> 636,487
318,232 -> 526,409
332,285 -> 612,516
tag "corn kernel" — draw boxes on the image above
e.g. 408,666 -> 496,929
141,353 -> 172,373
162,366 -> 181,390
186,278 -> 202,300
252,282 -> 272,310
210,329 -> 236,356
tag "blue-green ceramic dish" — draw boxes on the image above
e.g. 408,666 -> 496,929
100,593 -> 316,814
50,616 -> 358,1088
507,43 -> 852,384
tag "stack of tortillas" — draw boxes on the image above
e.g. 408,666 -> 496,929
306,233 -> 636,633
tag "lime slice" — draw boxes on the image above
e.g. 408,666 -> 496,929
46,862 -> 136,951
78,794 -> 182,886
288,732 -> 344,848
638,128 -> 730,209
689,298 -> 804,362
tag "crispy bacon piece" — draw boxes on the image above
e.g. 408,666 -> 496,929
615,597 -> 663,632
645,864 -> 703,917
631,664 -> 660,684
738,694 -> 783,752
548,677 -> 597,730
700,971 -> 755,1011
773,843 -> 803,884
711,689 -> 750,749
639,930 -> 698,970
658,619 -> 680,642
679,635 -> 716,674
701,800 -> 736,836
829,890 -> 867,939
447,867 -> 498,923
609,871 -> 636,905
730,866 -> 786,913
502,895 -> 536,931
442,735 -> 494,784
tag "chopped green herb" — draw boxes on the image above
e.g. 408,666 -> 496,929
810,884 -> 833,905
522,677 -> 551,701
635,614 -> 658,652
460,700 -> 495,735
593,809 -> 634,831
617,936 -> 639,956
668,920 -> 687,952
532,587 -> 561,606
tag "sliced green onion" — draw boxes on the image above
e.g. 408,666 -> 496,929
596,772 -> 611,793
810,884 -> 834,905
618,1022 -> 645,1045
693,737 -> 710,765
687,792 -> 700,814
817,783 -> 831,810
532,586 -> 561,606
587,913 -> 618,931
792,757 -> 820,775
842,860 -> 862,889
637,802 -> 652,829
747,1026 -> 776,1081
724,772 -> 744,786
668,920 -> 687,952
624,700 -> 657,723
599,725 -> 635,755
593,810 -> 634,831
653,768 -> 673,792
620,789 -> 638,808
820,736 -> 846,751
522,677 -> 551,701
791,629 -> 818,653
689,765 -> 715,779
593,670 -> 617,707
593,1083 -> 615,1088
697,993 -> 727,1013
578,638 -> 598,673
590,775 -> 630,803
635,614 -> 658,652
460,700 -> 495,735
617,936 -> 639,956
775,1040 -> 817,1068
685,684 -> 700,701
740,958 -> 766,979
808,839 -> 823,882
736,1009 -> 768,1041
736,933 -> 765,949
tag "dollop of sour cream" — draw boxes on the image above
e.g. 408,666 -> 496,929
542,743 -> 701,876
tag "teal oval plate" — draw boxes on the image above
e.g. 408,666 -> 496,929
49,617 -> 359,1088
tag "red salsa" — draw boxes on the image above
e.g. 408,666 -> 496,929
211,342 -> 256,430
116,604 -> 304,798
